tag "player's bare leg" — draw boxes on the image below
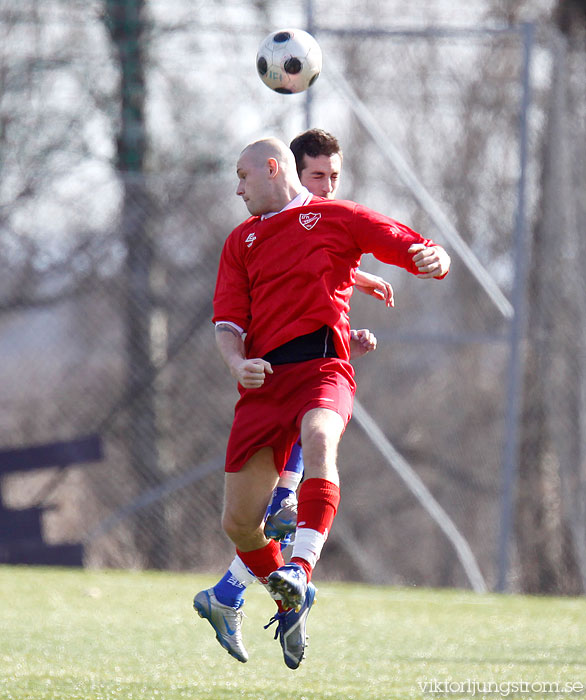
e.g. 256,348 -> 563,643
266,408 -> 344,669
222,446 -> 279,551
268,408 -> 342,606
222,446 -> 291,600
298,407 -> 343,485
203,442 -> 303,637
193,448 -> 279,663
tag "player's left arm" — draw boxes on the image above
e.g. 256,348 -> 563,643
408,243 -> 451,279
350,204 -> 450,280
354,269 -> 394,307
349,328 -> 377,359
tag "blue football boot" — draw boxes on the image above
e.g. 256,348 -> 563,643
267,562 -> 308,612
264,492 -> 298,541
264,582 -> 316,669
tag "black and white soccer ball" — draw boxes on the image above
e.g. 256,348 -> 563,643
256,29 -> 322,94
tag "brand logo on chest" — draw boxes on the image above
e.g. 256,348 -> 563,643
245,232 -> 256,248
299,212 -> 321,230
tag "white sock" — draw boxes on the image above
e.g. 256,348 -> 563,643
291,528 -> 327,569
277,470 -> 303,492
229,555 -> 257,587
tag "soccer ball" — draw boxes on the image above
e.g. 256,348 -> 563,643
256,28 -> 322,94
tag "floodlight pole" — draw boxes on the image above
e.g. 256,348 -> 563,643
496,22 -> 536,593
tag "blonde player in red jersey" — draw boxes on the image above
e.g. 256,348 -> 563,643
196,136 -> 449,670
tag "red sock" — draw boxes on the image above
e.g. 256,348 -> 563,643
290,557 -> 314,581
236,539 -> 284,585
291,478 -> 340,580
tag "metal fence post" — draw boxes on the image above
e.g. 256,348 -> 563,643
496,22 -> 536,592
304,0 -> 316,129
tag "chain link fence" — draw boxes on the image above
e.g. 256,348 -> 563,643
1,1 -> 584,594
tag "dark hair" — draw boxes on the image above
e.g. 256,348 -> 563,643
289,128 -> 342,176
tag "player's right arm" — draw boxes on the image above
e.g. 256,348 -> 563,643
354,269 -> 394,307
215,322 -> 273,389
213,227 -> 273,388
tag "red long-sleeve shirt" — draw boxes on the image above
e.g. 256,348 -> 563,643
213,196 -> 440,362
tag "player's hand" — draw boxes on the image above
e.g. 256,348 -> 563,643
354,269 -> 394,307
350,329 -> 377,359
231,358 -> 273,388
409,244 -> 451,279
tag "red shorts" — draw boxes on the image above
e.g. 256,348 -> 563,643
224,357 -> 356,474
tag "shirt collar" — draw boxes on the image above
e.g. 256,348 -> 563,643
260,187 -> 313,220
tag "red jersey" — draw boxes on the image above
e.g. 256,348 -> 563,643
213,196 -> 439,361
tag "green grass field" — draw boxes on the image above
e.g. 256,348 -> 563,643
0,566 -> 584,700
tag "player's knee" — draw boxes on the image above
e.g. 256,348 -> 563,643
304,423 -> 339,463
300,421 -> 341,481
221,511 -> 239,542
302,408 -> 344,449
222,510 -> 253,545
303,429 -> 329,460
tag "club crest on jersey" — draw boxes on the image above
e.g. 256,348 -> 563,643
299,212 -> 321,230
245,232 -> 256,248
